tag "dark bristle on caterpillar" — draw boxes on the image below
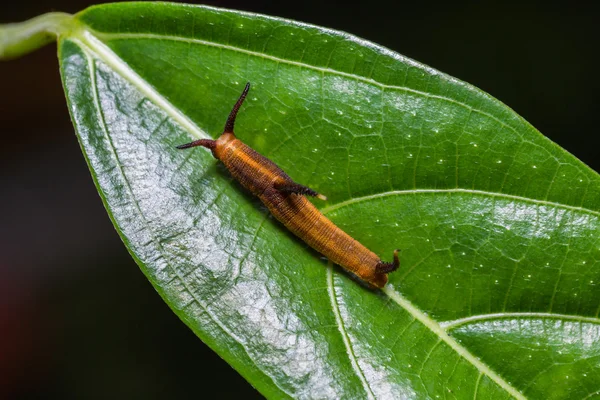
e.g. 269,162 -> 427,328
176,82 -> 400,289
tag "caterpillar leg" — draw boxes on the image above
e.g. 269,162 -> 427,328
376,249 -> 400,274
274,181 -> 327,201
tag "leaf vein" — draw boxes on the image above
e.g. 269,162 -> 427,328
321,188 -> 600,217
440,311 -> 600,331
327,264 -> 375,400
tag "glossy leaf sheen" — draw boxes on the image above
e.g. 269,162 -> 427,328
56,3 -> 599,399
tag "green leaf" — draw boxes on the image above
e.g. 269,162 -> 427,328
3,3 -> 599,399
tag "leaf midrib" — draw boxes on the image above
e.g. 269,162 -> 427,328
78,31 -> 211,141
382,285 -> 526,399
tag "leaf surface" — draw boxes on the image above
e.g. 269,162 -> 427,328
26,3 -> 600,398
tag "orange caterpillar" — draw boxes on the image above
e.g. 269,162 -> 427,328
177,83 -> 399,288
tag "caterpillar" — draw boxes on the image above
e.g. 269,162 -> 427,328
177,83 -> 399,288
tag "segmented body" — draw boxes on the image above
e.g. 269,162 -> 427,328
215,133 -> 387,288
177,83 -> 398,288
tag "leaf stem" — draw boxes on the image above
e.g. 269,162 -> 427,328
0,12 -> 75,60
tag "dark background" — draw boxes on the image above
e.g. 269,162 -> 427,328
1,1 -> 598,399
